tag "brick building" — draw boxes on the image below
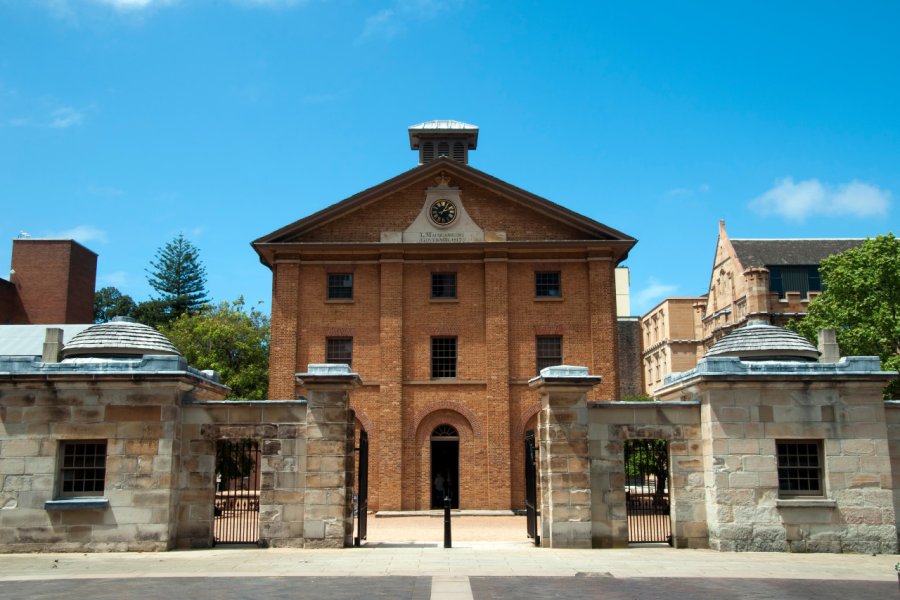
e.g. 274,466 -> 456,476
641,220 -> 863,394
0,238 -> 97,325
253,120 -> 636,512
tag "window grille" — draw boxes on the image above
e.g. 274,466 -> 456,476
777,441 -> 823,496
326,337 -> 353,368
327,273 -> 353,300
536,335 -> 562,373
59,441 -> 107,497
431,272 -> 457,299
535,271 -> 561,297
437,141 -> 450,157
423,141 -> 435,162
431,337 -> 457,378
452,142 -> 465,163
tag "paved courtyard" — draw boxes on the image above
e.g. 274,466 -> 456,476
0,515 -> 896,599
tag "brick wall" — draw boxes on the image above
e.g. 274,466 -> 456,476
10,239 -> 97,325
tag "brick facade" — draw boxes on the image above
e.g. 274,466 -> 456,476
1,239 -> 97,325
254,155 -> 635,511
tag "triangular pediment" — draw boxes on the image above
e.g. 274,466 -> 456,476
253,159 -> 635,263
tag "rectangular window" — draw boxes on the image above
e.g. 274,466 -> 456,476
325,337 -> 353,368
431,272 -> 457,299
431,337 -> 457,378
535,271 -> 561,298
768,266 -> 822,300
776,441 -> 823,496
327,273 -> 353,300
536,335 -> 562,373
59,441 -> 107,497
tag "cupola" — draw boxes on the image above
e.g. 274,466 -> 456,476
705,320 -> 820,362
408,120 -> 479,165
61,316 -> 181,359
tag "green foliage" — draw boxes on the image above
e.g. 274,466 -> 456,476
93,287 -> 137,323
788,233 -> 900,398
146,234 -> 209,323
131,299 -> 171,329
160,298 -> 270,399
622,394 -> 655,402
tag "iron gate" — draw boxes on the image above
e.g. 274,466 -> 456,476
213,439 -> 261,545
355,429 -> 368,546
624,439 -> 672,545
524,430 -> 540,546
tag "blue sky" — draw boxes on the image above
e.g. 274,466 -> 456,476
1,1 -> 897,316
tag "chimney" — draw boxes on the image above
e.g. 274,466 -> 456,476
42,327 -> 63,363
817,329 -> 840,363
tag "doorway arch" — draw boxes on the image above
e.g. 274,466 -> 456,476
430,424 -> 459,508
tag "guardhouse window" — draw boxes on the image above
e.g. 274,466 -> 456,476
326,337 -> 353,368
58,441 -> 107,497
535,271 -> 561,298
431,337 -> 457,378
327,273 -> 353,300
431,272 -> 457,299
776,441 -> 823,496
536,335 -> 562,373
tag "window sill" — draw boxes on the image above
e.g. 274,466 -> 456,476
430,298 -> 459,303
325,299 -> 354,304
45,498 -> 110,511
534,296 -> 564,302
776,498 -> 835,509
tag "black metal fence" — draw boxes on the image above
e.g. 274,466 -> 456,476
355,430 -> 368,546
624,439 -> 672,545
524,430 -> 540,546
213,439 -> 261,545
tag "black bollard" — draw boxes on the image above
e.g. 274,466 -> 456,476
443,495 -> 452,548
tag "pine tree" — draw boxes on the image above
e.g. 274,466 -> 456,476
146,234 -> 209,321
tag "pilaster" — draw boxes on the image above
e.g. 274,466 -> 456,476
485,254 -> 511,509
379,256 -> 404,509
269,261 -> 300,400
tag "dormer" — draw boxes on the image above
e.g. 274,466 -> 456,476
408,120 -> 479,165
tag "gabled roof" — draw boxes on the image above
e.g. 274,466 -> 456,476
252,158 -> 636,265
730,238 -> 864,268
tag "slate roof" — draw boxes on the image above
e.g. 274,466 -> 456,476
61,317 -> 181,358
408,120 -> 479,131
706,320 -> 820,361
730,238 -> 863,267
0,324 -> 93,357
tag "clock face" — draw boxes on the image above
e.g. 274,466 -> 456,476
429,198 -> 458,226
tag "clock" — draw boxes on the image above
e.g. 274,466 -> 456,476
429,198 -> 458,226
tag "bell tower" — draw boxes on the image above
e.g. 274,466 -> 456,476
408,120 -> 479,165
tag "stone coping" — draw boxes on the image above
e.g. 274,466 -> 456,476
44,498 -> 110,511
375,510 -> 516,517
182,399 -> 308,405
589,400 -> 700,408
775,499 -> 837,509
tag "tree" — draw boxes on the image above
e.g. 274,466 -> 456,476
789,233 -> 900,398
160,298 -> 270,399
93,287 -> 137,323
147,234 -> 209,323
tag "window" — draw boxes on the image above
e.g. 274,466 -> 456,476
326,337 -> 353,368
769,266 -> 822,300
327,273 -> 353,300
431,337 -> 457,378
58,441 -> 107,497
535,271 -> 561,298
536,335 -> 562,373
431,272 -> 457,299
777,441 -> 823,496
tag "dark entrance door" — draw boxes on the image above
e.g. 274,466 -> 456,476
430,424 -> 459,509
213,439 -> 261,545
355,429 -> 368,546
524,429 -> 540,546
624,439 -> 672,545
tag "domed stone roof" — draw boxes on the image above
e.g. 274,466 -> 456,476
61,316 -> 181,358
705,320 -> 820,362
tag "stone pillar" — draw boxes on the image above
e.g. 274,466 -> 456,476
529,365 -> 602,548
297,364 -> 361,548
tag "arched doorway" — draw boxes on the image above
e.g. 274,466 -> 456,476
430,424 -> 459,509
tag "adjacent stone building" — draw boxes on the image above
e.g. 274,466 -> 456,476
253,120 -> 636,512
641,220 -> 864,394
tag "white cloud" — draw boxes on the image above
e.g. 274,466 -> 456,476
665,183 -> 710,199
49,106 -> 85,128
750,177 -> 891,222
633,278 -> 678,315
357,0 -> 461,44
48,225 -> 109,245
100,271 -> 129,286
91,0 -> 177,10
